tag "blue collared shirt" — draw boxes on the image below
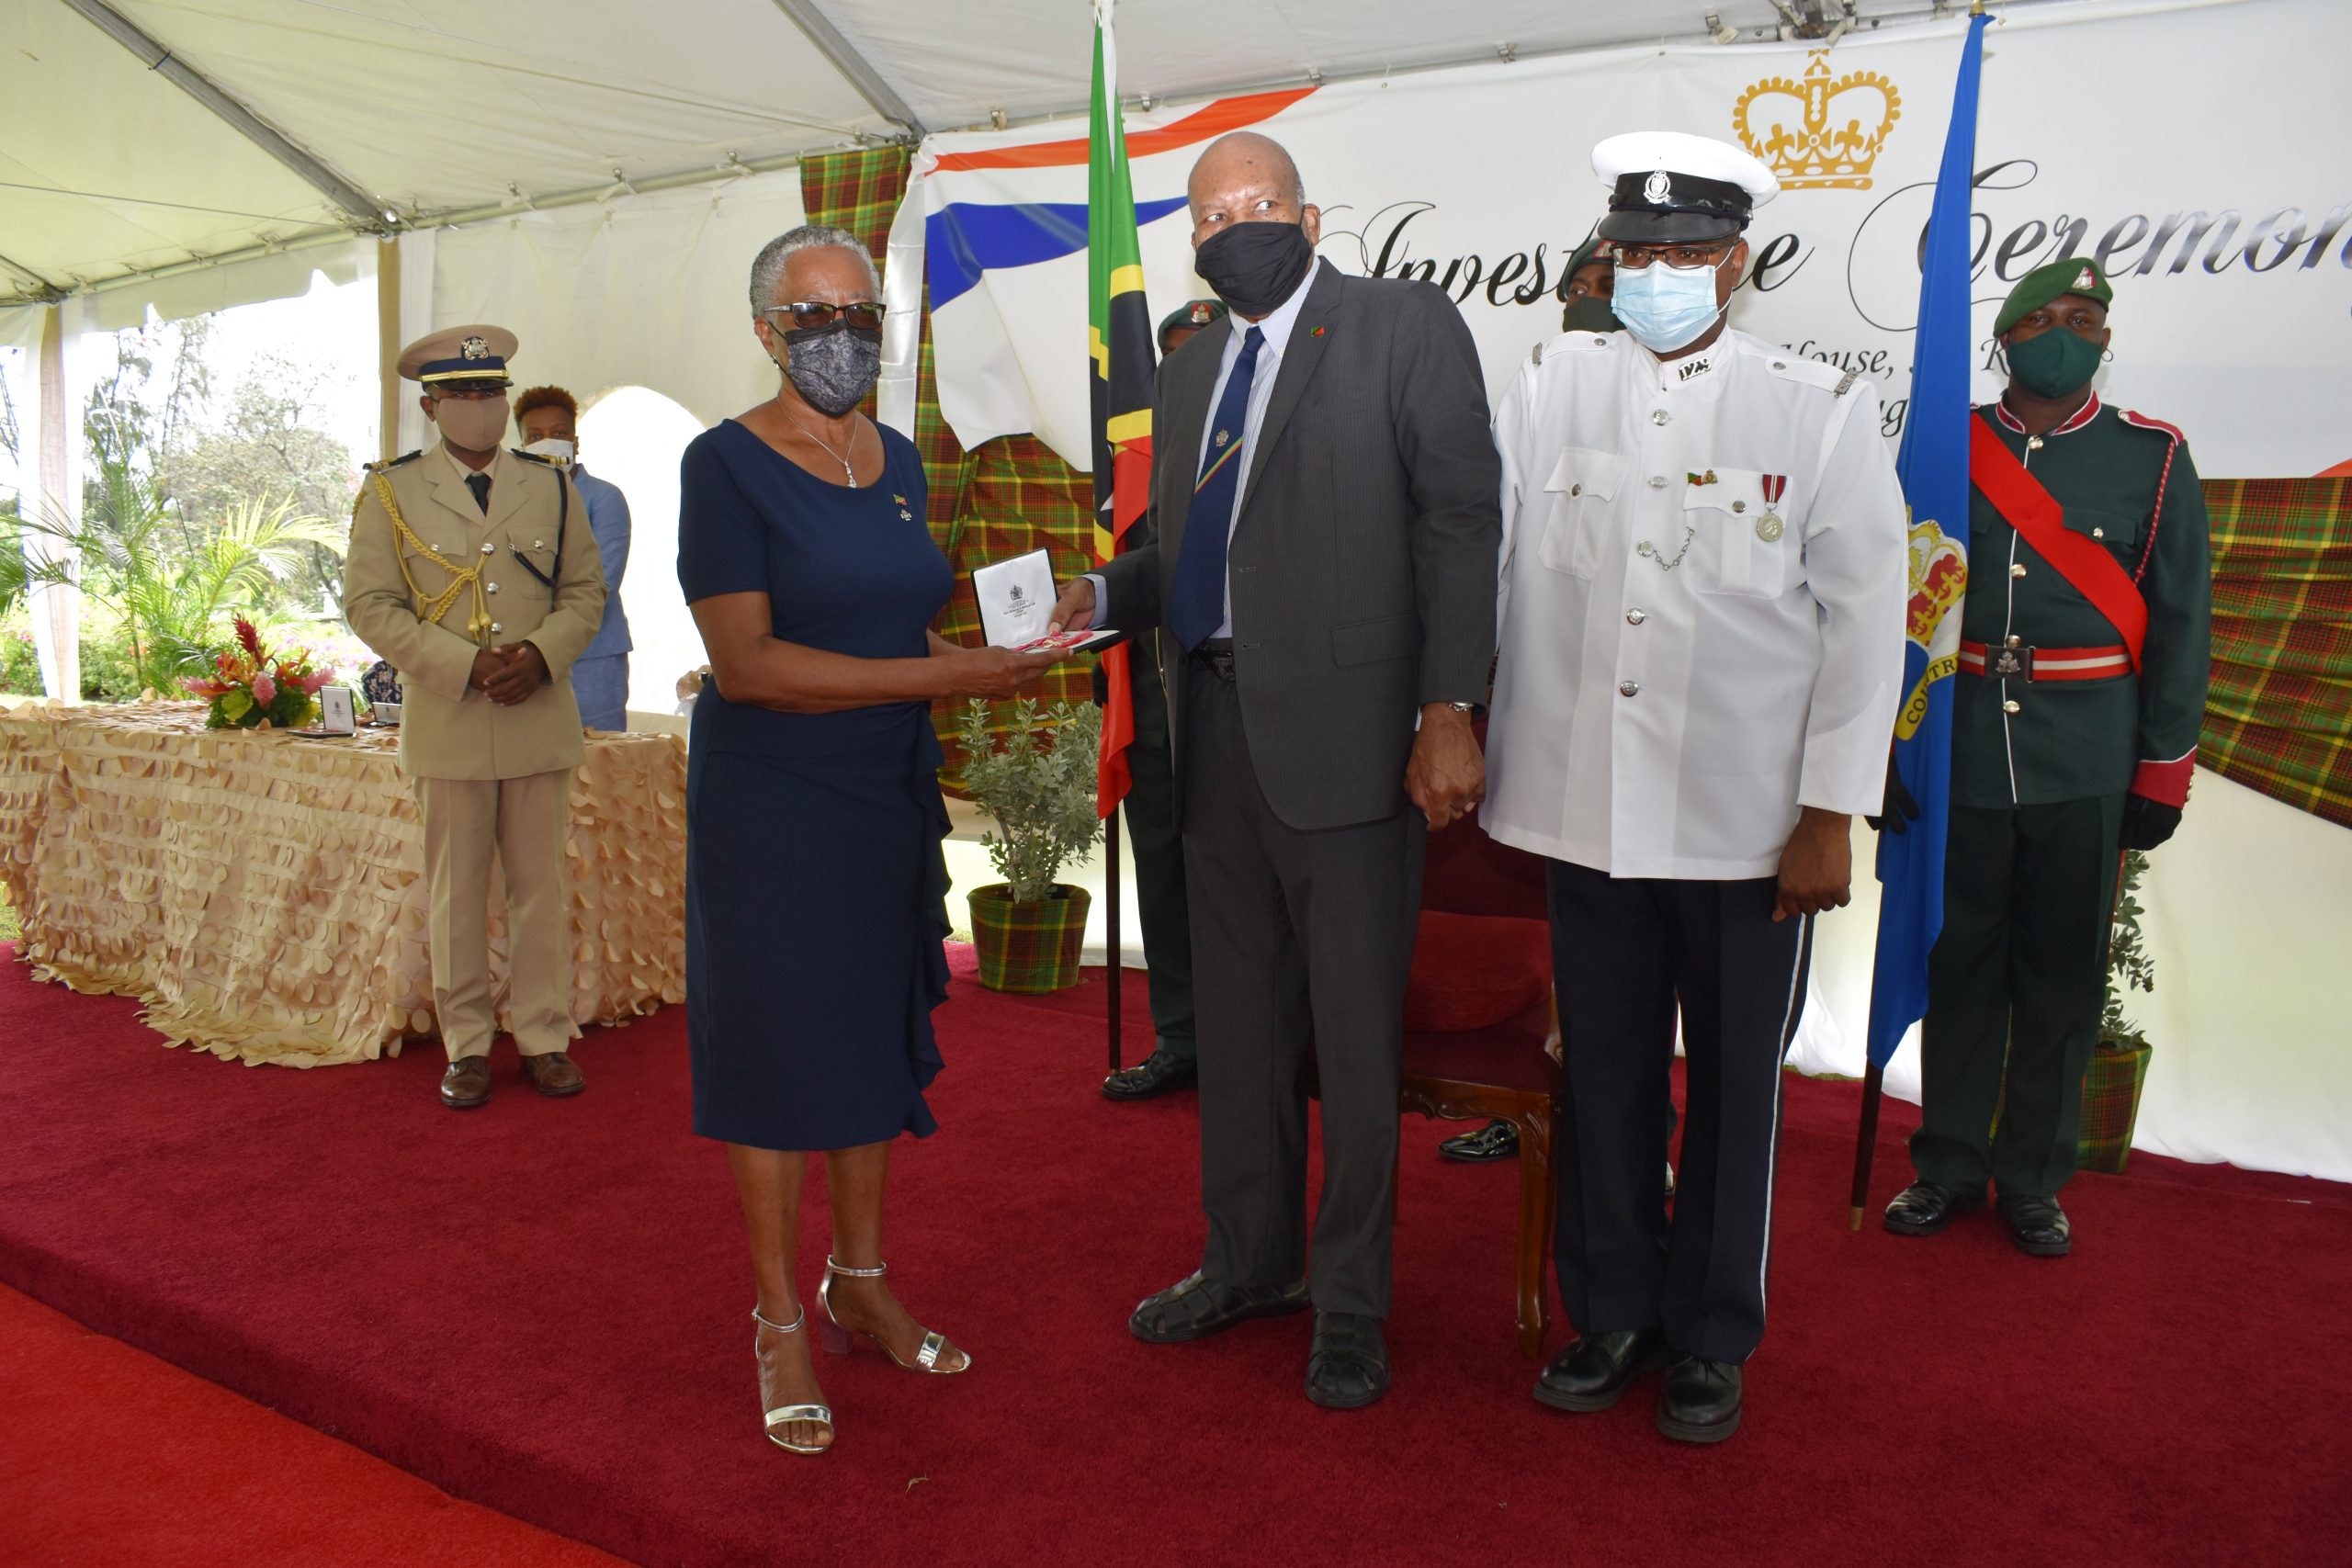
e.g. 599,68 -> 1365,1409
571,462 -> 633,658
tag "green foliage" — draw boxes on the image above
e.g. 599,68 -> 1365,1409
955,696 -> 1104,903
5,474 -> 343,697
2100,850 -> 2155,1052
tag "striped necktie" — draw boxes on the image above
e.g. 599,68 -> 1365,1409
1168,326 -> 1265,651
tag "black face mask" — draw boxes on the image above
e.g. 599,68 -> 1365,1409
778,317 -> 883,416
1193,220 -> 1315,319
1561,297 -> 1622,334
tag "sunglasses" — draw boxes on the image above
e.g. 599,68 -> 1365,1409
763,300 -> 887,332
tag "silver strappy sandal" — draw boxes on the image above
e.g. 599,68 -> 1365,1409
816,1258 -> 971,1374
752,1304 -> 833,1453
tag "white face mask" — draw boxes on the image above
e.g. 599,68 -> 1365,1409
522,437 -> 576,466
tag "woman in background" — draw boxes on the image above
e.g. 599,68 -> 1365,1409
678,224 -> 1055,1454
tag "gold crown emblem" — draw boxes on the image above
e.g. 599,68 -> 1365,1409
1734,51 -> 1902,191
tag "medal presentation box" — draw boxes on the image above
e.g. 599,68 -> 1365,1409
972,549 -> 1125,658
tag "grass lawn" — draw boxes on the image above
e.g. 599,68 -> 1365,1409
0,897 -> 17,944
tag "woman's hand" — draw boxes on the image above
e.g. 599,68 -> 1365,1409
944,646 -> 1060,699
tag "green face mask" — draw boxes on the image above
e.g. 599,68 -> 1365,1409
1561,297 -> 1622,334
2005,327 -> 2103,399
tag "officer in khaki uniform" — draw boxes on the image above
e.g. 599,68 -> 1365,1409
344,325 -> 607,1109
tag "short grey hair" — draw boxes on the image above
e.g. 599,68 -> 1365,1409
748,224 -> 881,314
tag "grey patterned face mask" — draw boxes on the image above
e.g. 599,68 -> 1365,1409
779,319 -> 883,415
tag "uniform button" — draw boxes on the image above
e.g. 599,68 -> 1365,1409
486,581 -> 500,594
480,543 -> 494,555
2010,563 -> 2028,579
2005,634 -> 2020,649
1619,680 -> 1641,698
533,539 -> 546,549
2027,436 -> 2045,451
2003,699 -> 2022,715
490,622 -> 504,636
1771,360 -> 1786,370
2092,526 -> 2105,538
1652,409 -> 1670,426
1732,500 -> 1747,513
1626,608 -> 1646,626
1569,483 -> 1582,497
1647,475 -> 1668,490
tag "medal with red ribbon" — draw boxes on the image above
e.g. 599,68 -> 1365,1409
1757,474 -> 1787,541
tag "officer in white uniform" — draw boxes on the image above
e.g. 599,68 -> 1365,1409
1485,132 -> 1907,1444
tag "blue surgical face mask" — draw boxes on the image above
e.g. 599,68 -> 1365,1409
1610,254 -> 1729,354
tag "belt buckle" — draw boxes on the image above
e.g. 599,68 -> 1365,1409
1989,644 -> 2035,681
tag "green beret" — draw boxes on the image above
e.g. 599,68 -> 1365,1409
1563,236 -> 1613,280
1995,258 -> 2114,336
1157,298 -> 1227,347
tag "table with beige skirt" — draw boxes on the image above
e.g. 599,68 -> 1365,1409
0,701 -> 685,1066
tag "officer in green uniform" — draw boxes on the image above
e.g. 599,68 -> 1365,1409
1102,300 -> 1227,1100
1883,259 -> 2211,1255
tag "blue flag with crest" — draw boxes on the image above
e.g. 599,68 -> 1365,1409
1865,9 -> 1990,1068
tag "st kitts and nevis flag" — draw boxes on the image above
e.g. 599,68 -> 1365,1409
1863,8 -> 1991,1085
1086,0 -> 1154,812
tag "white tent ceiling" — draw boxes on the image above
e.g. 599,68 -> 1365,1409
4,0 -> 2014,310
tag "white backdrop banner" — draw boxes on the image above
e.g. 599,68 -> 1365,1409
909,0 -> 2349,481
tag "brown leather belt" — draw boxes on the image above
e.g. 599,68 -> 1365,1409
1958,638 -> 2131,682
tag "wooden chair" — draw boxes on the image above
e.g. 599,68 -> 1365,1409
1398,813 -> 1558,1359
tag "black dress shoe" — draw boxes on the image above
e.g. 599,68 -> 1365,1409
1439,1120 -> 1520,1162
1306,1312 -> 1390,1410
1883,1179 -> 1984,1236
1129,1271 -> 1308,1344
1997,1192 -> 2073,1258
1102,1048 -> 1197,1100
1657,1355 -> 1743,1445
1533,1327 -> 1667,1413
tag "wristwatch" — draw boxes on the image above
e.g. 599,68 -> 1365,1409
1445,701 -> 1477,715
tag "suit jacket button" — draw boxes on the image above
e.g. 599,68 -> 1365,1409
1619,680 -> 1640,698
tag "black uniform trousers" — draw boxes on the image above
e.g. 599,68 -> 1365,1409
1124,635 -> 1196,1061
1911,795 -> 2125,1200
1182,653 -> 1424,1318
1546,861 -> 1813,1366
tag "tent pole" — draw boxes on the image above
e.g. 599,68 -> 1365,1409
766,0 -> 926,135
376,240 -> 401,463
58,0 -> 390,231
32,304 -> 82,701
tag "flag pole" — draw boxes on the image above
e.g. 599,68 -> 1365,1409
1849,1061 -> 1885,1230
1099,659 -> 1123,1071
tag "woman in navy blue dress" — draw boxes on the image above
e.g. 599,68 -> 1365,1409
679,227 -> 1055,1455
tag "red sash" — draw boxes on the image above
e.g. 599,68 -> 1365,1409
1967,417 -> 2146,675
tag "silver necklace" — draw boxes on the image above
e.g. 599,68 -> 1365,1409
778,406 -> 865,488
1635,525 -> 1697,571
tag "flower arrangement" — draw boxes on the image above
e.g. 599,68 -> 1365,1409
181,616 -> 333,730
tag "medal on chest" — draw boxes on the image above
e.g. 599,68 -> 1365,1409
1757,474 -> 1788,542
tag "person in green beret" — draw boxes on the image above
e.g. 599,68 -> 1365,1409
1881,258 -> 2211,1257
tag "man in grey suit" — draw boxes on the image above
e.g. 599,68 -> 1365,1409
1051,132 -> 1500,1409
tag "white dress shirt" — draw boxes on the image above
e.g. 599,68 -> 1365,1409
1482,327 -> 1907,880
1089,257 -> 1322,636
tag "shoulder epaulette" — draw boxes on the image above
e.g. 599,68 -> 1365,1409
2120,409 -> 2186,445
364,449 -> 422,473
1539,331 -> 1614,363
1757,352 -> 1847,393
511,447 -> 560,467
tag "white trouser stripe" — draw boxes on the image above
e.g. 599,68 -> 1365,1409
1757,914 -> 1813,1319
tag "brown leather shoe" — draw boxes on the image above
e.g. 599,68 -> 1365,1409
439,1056 -> 492,1110
518,1052 -> 585,1098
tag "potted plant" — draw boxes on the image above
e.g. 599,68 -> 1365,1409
955,695 -> 1103,993
2080,849 -> 2155,1174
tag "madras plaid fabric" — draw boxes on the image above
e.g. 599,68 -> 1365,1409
967,885 -> 1092,993
802,146 -> 1097,772
2077,1042 -> 2152,1174
2199,478 -> 2352,829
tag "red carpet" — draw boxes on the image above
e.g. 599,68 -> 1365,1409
1,945 -> 2345,1567
0,1283 -> 627,1567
